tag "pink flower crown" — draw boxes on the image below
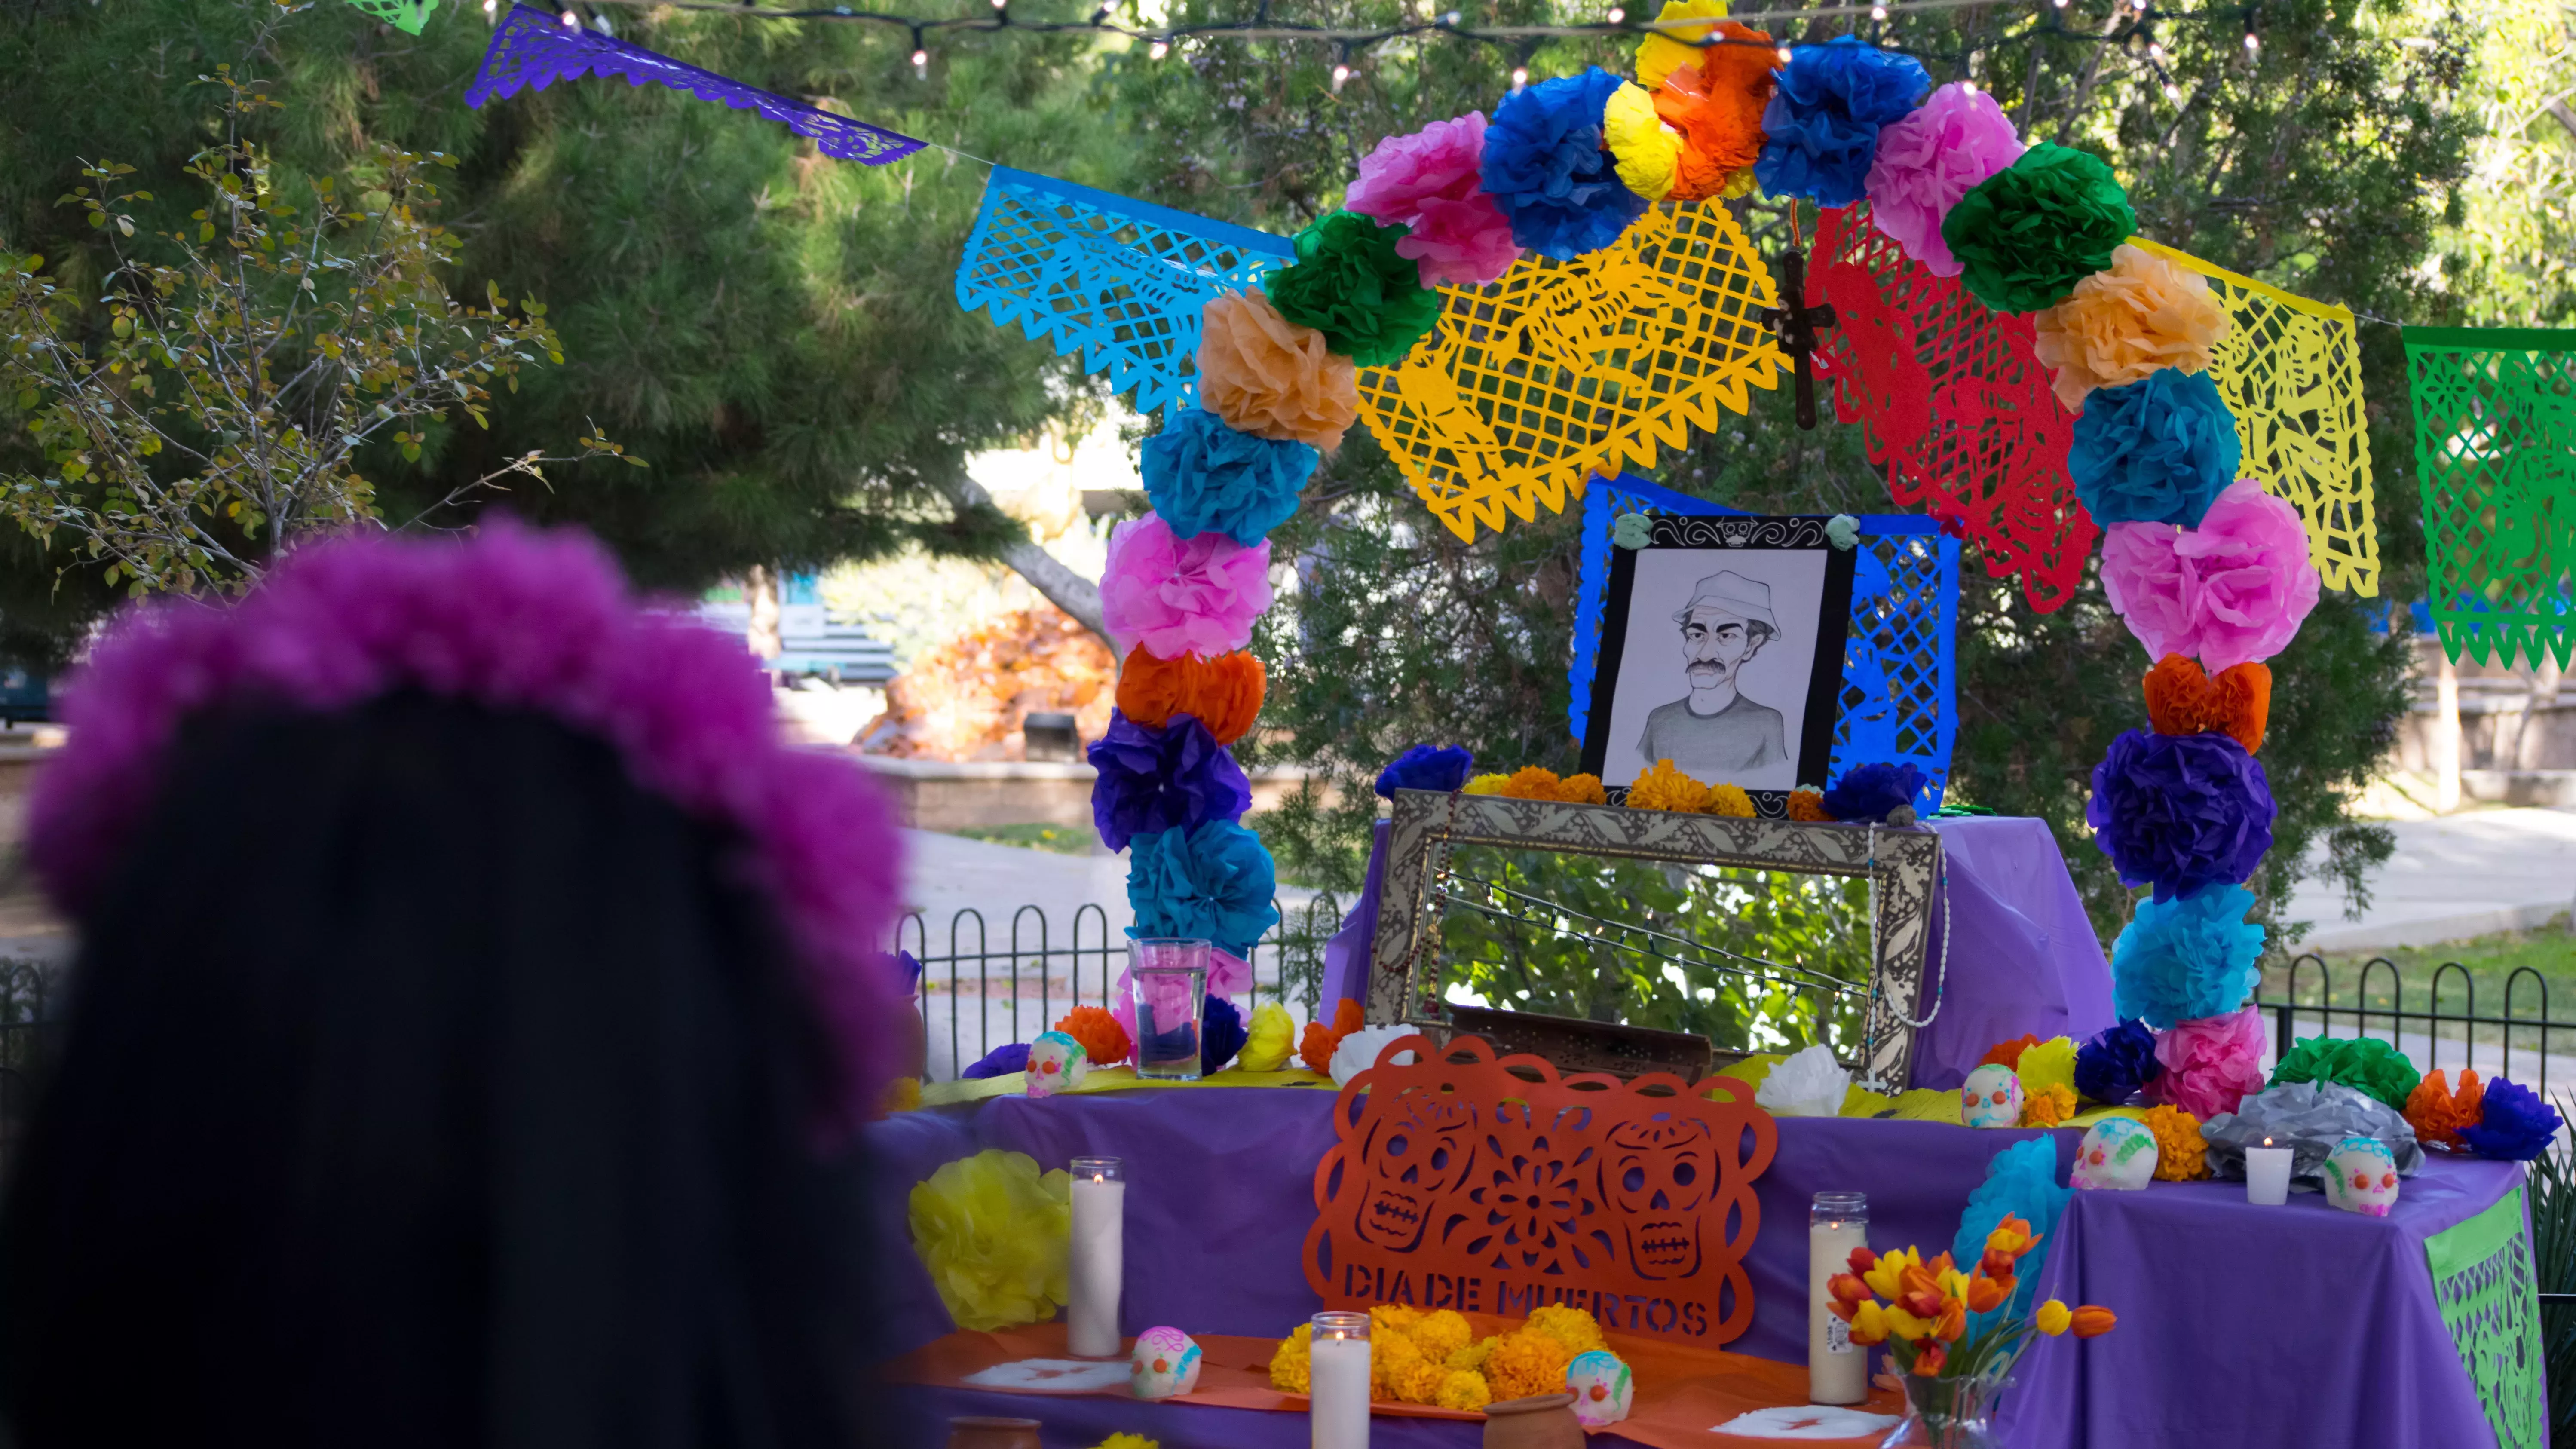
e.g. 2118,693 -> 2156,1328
25,521 -> 908,1139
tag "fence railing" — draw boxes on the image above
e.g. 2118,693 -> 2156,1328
2256,952 -> 2571,1094
0,960 -> 57,1163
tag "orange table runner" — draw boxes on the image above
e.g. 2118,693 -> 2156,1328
882,1320 -> 1906,1448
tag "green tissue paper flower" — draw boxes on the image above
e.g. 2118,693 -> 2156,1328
1264,211 -> 1442,368
1938,143 -> 2138,315
2269,1035 -> 2424,1111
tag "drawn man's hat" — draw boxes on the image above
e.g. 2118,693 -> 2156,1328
1672,570 -> 1779,634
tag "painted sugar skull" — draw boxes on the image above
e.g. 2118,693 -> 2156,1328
1025,1030 -> 1088,1099
1608,1115 -> 1716,1281
1961,1064 -> 2024,1129
2072,1118 -> 2159,1190
2324,1136 -> 2401,1218
1129,1325 -> 1203,1400
1355,1088 -> 1476,1252
1566,1350 -> 1634,1427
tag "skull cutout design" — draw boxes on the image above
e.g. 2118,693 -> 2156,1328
1961,1064 -> 2025,1129
1355,1089 -> 1475,1252
2323,1137 -> 2401,1217
1025,1030 -> 1088,1099
2071,1117 -> 2159,1190
1608,1115 -> 1715,1281
1566,1350 -> 1634,1426
1129,1325 -> 1203,1400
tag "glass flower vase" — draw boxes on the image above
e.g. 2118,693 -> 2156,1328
1879,1372 -> 2005,1449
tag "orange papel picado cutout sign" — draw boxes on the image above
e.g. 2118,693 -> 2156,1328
1354,201 -> 1789,543
1305,1034 -> 1778,1347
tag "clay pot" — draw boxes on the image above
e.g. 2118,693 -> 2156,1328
944,1416 -> 1042,1449
1483,1392 -> 1584,1449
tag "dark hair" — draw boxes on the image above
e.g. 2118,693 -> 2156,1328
0,692 -> 871,1449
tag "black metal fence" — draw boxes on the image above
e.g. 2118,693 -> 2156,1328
2256,951 -> 2572,1094
0,960 -> 56,1163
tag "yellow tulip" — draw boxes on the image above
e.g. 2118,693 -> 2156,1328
1848,1301 -> 1891,1347
1882,1305 -> 1933,1342
2036,1300 -> 2073,1337
1862,1247 -> 1915,1302
1937,1266 -> 1973,1302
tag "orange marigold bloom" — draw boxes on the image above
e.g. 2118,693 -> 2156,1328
1116,646 -> 1266,745
1627,758 -> 1715,813
2021,1083 -> 2078,1128
1482,1329 -> 1576,1402
1553,772 -> 1608,806
1054,1004 -> 1131,1068
1299,998 -> 1364,1073
2070,1305 -> 2117,1339
1786,788 -> 1831,821
2142,1104 -> 2211,1180
2143,654 -> 2271,754
2406,1068 -> 2486,1152
1498,766 -> 1564,800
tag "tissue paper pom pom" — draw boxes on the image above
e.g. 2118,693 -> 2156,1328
2086,729 -> 2275,901
2142,1007 -> 2267,1119
1627,757 -> 1715,812
1941,142 -> 2138,314
1707,782 -> 1755,817
2110,882 -> 2265,1027
2460,1078 -> 2564,1161
2144,656 -> 2271,755
1265,211 -> 1442,367
1054,1004 -> 1132,1068
1329,1023 -> 1421,1085
2069,368 -> 2242,529
2270,1035 -> 2423,1111
1378,743 -> 1476,796
1952,1137 -> 2070,1319
2019,1082 -> 2077,1127
1201,994 -> 1249,1074
1196,291 -> 1360,451
2406,1068 -> 2485,1152
1757,1042 -> 1853,1116
907,1149 -> 1073,1331
2017,1036 -> 2079,1098
1604,80 -> 1684,200
1301,998 -> 1363,1072
1481,67 -> 1650,260
1653,28 -> 1777,201
1980,1033 -> 2042,1069
2032,244 -> 2231,410
2101,481 -> 2322,675
1787,787 -> 1831,821
963,1042 -> 1033,1079
1755,36 -> 1929,206
1116,647 -> 1266,746
1140,408 -> 1315,548
1237,1001 -> 1297,1072
1821,760 -> 1925,821
1087,711 -> 1252,854
1864,82 -> 2025,277
2074,1019 -> 2164,1105
1346,112 -> 1521,288
1636,0 -> 1731,87
1102,515 -> 1274,660
2140,1104 -> 2209,1180
1126,820 -> 1282,958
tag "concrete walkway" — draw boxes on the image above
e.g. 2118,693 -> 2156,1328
2280,806 -> 2576,953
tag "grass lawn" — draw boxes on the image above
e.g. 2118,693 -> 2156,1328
2262,914 -> 2576,1048
943,823 -> 1097,856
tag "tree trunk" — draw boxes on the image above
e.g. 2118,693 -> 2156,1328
744,563 -> 783,661
2513,654 -> 2563,769
934,472 -> 1111,647
2434,648 -> 2462,813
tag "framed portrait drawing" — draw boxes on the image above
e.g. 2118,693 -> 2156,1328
1578,514 -> 1857,811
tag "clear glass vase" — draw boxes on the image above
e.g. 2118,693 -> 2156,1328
1878,1372 -> 2006,1449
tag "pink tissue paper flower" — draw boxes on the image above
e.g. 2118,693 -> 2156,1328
1111,948 -> 1253,1041
2142,1007 -> 2268,1119
1345,112 -> 1521,289
1101,515 -> 1274,661
2100,479 -> 2322,674
1864,83 -> 2025,278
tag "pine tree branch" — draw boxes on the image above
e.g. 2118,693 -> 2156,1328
935,471 -> 1109,646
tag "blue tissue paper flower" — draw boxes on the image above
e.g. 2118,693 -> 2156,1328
2460,1078 -> 2565,1162
2072,1018 -> 2163,1105
1141,407 -> 1317,547
1952,1137 -> 2070,1321
1480,67 -> 1649,260
1126,819 -> 1283,959
1375,743 -> 1476,798
962,1042 -> 1032,1079
1201,994 -> 1248,1074
2087,729 -> 2275,901
2110,882 -> 2265,1028
1088,710 -> 1252,854
1820,761 -> 1925,822
1755,37 -> 1931,206
2068,368 -> 2242,528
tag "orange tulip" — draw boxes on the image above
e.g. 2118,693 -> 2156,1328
1985,1217 -> 2037,1259
1910,1340 -> 1948,1376
1829,1274 -> 1873,1307
1900,1289 -> 1945,1321
1966,1275 -> 2011,1314
1979,1246 -> 2019,1279
1847,1245 -> 1879,1275
2071,1305 -> 2117,1339
1933,1299 -> 1967,1343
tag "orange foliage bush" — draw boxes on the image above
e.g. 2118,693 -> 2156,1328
861,606 -> 1115,760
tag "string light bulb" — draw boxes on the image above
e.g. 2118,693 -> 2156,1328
912,46 -> 928,69
2242,30 -> 2259,50
482,0 -> 496,13
558,7 -> 576,25
2164,80 -> 2184,101
1510,64 -> 1529,89
1870,3 -> 1887,18
1148,38 -> 1168,57
1331,62 -> 1350,90
1775,43 -> 1793,63
1606,6 -> 1624,21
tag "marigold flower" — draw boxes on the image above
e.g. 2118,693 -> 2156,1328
2020,1081 -> 2078,1127
1706,781 -> 1756,817
1498,765 -> 1564,800
2035,1300 -> 2072,1337
2142,1103 -> 2211,1180
1910,1340 -> 1949,1376
1553,772 -> 1609,806
1787,787 -> 1831,821
1627,758 -> 1715,812
1933,1300 -> 1967,1342
2071,1305 -> 2117,1339
1847,1300 -> 1891,1346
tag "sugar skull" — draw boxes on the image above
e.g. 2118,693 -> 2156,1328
2323,1136 -> 2400,1217
1356,1088 -> 1475,1252
1025,1030 -> 1088,1099
1608,1115 -> 1715,1281
2072,1118 -> 2159,1190
1129,1325 -> 1202,1400
1962,1064 -> 2024,1129
1566,1350 -> 1633,1426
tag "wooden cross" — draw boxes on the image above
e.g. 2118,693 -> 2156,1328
1759,247 -> 1837,430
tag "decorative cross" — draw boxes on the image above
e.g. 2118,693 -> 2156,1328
1759,247 -> 1838,430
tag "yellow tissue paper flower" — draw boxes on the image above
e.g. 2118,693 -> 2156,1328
1435,1369 -> 1495,1412
1092,1437 -> 1159,1449
1446,1336 -> 1499,1372
1410,1308 -> 1474,1364
908,1149 -> 1072,1332
2037,1300 -> 2073,1337
1239,1001 -> 1297,1072
1524,1303 -> 1608,1354
1269,1325 -> 1313,1392
1637,0 -> 1730,86
1463,773 -> 1511,795
1604,82 -> 1682,201
2015,1036 -> 2079,1099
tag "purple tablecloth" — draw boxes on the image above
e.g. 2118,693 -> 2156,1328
1317,814 -> 2113,1090
868,1088 -> 2514,1448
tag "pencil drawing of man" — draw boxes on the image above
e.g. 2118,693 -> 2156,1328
1635,570 -> 1790,783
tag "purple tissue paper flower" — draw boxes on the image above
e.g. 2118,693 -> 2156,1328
2460,1078 -> 2565,1162
1202,994 -> 1248,1074
1087,711 -> 1252,854
1376,743 -> 1476,798
2086,729 -> 2275,901
1820,760 -> 1925,821
962,1042 -> 1032,1079
2073,1018 -> 2163,1105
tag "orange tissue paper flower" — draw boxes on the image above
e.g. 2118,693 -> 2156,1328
1300,998 -> 1364,1074
1553,772 -> 1608,806
1787,788 -> 1831,822
2143,655 -> 2271,755
1498,766 -> 1565,800
1652,25 -> 1777,202
1627,759 -> 1715,813
1195,291 -> 1360,452
2141,1104 -> 2210,1179
1055,1005 -> 1131,1068
2020,1083 -> 2078,1127
2407,1068 -> 2486,1152
1116,646 -> 1265,745
1981,1034 -> 2043,1070
2030,243 -> 2232,412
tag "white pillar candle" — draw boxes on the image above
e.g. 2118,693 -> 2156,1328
1068,1157 -> 1125,1358
1309,1311 -> 1371,1449
2245,1138 -> 2294,1207
1809,1191 -> 1868,1406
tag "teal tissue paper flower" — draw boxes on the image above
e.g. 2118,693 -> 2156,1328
2110,882 -> 2265,1029
1125,819 -> 1281,958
